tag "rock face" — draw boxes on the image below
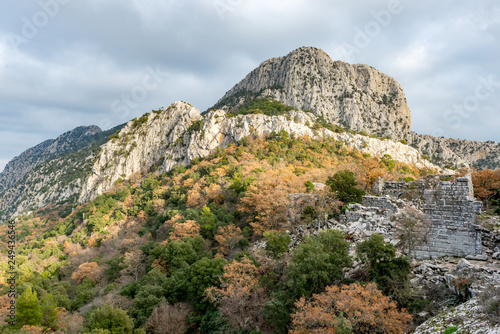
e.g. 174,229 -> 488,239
79,101 -> 437,203
214,46 -> 412,140
214,46 -> 500,169
409,133 -> 500,170
0,126 -> 102,193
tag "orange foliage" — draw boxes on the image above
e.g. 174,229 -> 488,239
71,262 -> 103,284
214,225 -> 243,255
239,170 -> 302,235
167,220 -> 200,242
186,182 -> 207,209
205,257 -> 269,331
291,282 -> 412,334
359,158 -> 385,190
471,169 -> 500,208
205,183 -> 225,205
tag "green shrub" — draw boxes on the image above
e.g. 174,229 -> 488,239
443,326 -> 458,334
326,170 -> 365,204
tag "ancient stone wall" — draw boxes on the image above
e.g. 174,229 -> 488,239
414,175 -> 482,259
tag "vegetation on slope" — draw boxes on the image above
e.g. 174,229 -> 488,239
0,131 -> 464,333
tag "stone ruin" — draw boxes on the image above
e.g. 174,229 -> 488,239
372,174 -> 483,259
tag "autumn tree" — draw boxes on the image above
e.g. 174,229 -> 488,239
214,225 -> 243,255
205,257 -> 270,332
290,282 -> 412,334
471,169 -> 500,209
144,302 -> 192,334
359,157 -> 385,190
71,262 -> 103,284
239,171 -> 302,235
167,220 -> 200,242
395,206 -> 431,259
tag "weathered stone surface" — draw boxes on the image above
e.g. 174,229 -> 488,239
215,47 -> 500,169
413,298 -> 500,334
215,47 -> 412,140
413,175 -> 483,259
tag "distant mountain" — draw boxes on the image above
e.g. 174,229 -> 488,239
0,125 -> 124,221
0,126 -> 101,193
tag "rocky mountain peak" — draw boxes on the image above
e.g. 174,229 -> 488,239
214,46 -> 411,140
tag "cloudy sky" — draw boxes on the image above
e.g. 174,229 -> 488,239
0,0 -> 499,172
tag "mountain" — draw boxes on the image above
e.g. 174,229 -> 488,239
213,46 -> 500,169
0,125 -> 124,221
78,101 -> 436,203
2,46 -> 499,219
213,47 -> 412,140
0,125 -> 102,193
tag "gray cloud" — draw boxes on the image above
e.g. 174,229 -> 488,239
0,0 -> 499,171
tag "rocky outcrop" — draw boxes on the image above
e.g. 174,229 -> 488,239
79,101 -> 437,203
410,133 -> 500,170
214,47 -> 412,140
214,47 -> 500,169
0,147 -> 97,221
413,258 -> 500,334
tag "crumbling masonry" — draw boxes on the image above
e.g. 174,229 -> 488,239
375,175 -> 483,259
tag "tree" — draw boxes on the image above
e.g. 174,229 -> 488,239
205,257 -> 270,332
40,293 -> 58,330
263,231 -> 290,259
471,169 -> 500,209
359,158 -> 384,190
326,170 -> 365,204
286,229 -> 352,300
291,282 -> 412,334
71,262 -> 103,284
15,288 -> 42,328
214,225 -> 243,255
356,234 -> 412,304
168,220 -> 200,242
395,206 -> 431,259
144,302 -> 193,334
84,304 -> 134,334
120,250 -> 147,282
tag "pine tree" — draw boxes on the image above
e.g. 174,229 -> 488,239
15,288 -> 42,328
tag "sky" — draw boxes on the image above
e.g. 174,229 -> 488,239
0,0 -> 499,172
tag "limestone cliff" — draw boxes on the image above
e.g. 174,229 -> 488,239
213,46 -> 412,140
79,101 -> 437,203
214,46 -> 500,169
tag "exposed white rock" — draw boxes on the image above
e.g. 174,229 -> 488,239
79,101 -> 439,203
413,298 -> 500,334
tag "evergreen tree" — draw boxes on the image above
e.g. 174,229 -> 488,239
15,288 -> 42,328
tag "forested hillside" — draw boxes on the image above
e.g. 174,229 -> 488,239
0,131 -> 438,333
